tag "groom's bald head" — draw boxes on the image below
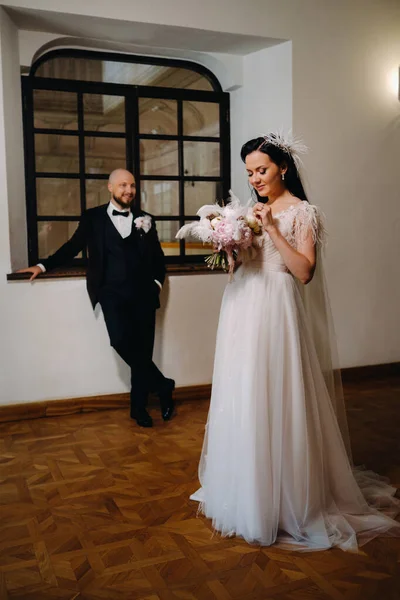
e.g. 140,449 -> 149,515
108,169 -> 135,186
108,169 -> 136,209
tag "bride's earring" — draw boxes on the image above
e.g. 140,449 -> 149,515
281,172 -> 285,181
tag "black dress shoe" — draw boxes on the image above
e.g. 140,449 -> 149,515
159,379 -> 175,421
161,405 -> 174,422
130,409 -> 153,428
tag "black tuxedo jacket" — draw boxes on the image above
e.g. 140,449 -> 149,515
41,204 -> 166,309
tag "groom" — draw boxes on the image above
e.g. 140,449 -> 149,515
18,169 -> 175,428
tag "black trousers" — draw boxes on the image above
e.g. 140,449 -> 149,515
99,291 -> 167,414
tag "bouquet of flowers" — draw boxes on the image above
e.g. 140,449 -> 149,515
176,192 -> 262,276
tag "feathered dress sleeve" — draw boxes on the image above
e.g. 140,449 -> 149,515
289,203 -> 327,249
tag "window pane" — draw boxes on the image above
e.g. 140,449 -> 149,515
184,220 -> 213,256
38,221 -> 80,259
37,178 -> 80,216
33,90 -> 78,130
86,179 -> 110,209
141,181 -> 179,216
140,140 -> 178,176
183,101 -> 219,137
85,136 -> 126,174
149,66 -> 213,91
157,220 -> 180,256
184,181 -> 221,216
83,94 -> 125,133
35,57 -> 214,91
139,99 -> 177,135
35,134 -> 79,173
184,141 -> 220,177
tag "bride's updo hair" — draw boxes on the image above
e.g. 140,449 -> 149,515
241,137 -> 309,203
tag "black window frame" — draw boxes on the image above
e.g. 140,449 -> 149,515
22,49 -> 231,266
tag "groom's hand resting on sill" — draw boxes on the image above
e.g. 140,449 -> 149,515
16,265 -> 43,281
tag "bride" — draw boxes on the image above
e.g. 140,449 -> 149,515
190,133 -> 400,551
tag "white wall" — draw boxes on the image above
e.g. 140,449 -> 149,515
0,9 -> 27,270
244,42 -> 292,142
0,0 -> 399,406
2,274 -> 227,404
288,1 -> 400,366
19,30 -> 60,66
231,42 -> 293,201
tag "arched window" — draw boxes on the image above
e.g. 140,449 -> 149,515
22,49 -> 230,266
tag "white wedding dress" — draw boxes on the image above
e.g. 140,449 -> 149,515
191,201 -> 400,551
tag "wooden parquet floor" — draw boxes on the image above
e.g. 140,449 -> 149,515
1,376 -> 400,600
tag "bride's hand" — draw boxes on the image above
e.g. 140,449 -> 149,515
253,204 -> 276,233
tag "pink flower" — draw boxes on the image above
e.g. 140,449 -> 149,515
175,193 -> 261,276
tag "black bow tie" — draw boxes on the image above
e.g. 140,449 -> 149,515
112,209 -> 130,217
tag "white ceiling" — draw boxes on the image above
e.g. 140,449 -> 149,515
5,6 -> 283,55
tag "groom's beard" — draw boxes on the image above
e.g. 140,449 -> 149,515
113,194 -> 133,210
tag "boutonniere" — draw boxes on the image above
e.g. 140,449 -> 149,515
134,215 -> 152,233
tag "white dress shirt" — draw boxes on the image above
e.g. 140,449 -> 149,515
107,200 -> 133,238
38,201 -> 162,289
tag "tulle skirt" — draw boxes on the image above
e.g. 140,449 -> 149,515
191,262 -> 400,551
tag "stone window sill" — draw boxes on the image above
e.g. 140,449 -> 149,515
7,263 -> 225,281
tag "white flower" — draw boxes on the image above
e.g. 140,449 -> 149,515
245,211 -> 262,234
246,212 -> 257,227
196,204 -> 224,219
176,219 -> 213,243
210,216 -> 222,229
134,215 -> 152,233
